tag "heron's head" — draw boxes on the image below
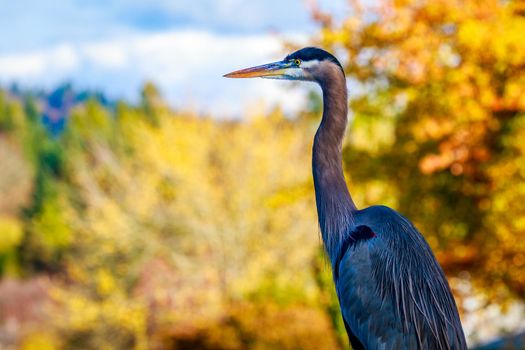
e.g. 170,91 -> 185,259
224,47 -> 344,83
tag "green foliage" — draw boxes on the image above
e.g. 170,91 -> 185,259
0,216 -> 23,253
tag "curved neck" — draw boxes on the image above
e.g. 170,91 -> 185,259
312,66 -> 356,257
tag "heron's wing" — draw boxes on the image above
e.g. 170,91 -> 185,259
335,206 -> 467,350
336,230 -> 412,350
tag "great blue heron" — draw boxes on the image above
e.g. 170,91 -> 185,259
224,47 -> 467,349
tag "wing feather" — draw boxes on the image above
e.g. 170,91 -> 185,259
334,205 -> 467,350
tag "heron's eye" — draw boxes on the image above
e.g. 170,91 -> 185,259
294,59 -> 301,66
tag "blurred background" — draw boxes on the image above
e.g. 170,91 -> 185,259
0,0 -> 524,349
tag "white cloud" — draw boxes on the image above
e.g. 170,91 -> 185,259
0,45 -> 79,81
82,42 -> 128,69
0,29 -> 312,117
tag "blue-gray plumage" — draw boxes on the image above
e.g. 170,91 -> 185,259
225,47 -> 467,350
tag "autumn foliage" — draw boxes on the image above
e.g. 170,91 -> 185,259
312,0 -> 525,300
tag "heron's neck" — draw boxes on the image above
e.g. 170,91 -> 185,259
313,68 -> 356,257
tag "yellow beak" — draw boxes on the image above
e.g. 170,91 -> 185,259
223,61 -> 290,79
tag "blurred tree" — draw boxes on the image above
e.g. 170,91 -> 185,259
312,0 -> 525,301
3,85 -> 339,349
0,93 -> 35,275
20,95 -> 67,274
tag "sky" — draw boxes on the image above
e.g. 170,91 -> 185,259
0,0 -> 349,116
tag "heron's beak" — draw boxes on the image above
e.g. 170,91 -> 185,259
223,60 -> 293,79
